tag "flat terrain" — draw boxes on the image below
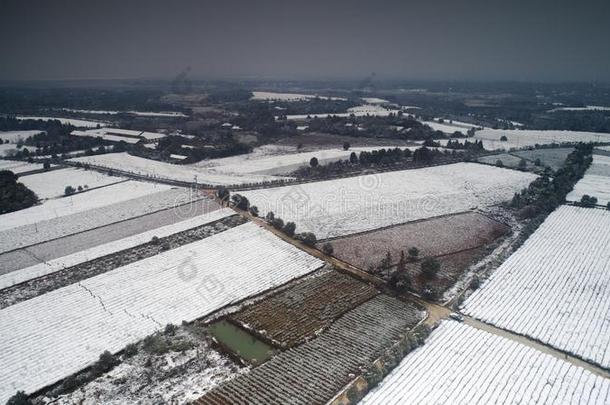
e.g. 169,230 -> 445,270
0,196 -> 220,273
242,163 -> 536,239
328,211 -> 509,270
511,147 -> 574,171
0,187 -> 198,254
462,206 -> 610,368
0,209 -> 235,292
197,295 -> 423,405
566,154 -> 610,205
0,180 -> 172,232
361,321 -> 610,404
0,222 -> 323,403
477,153 -> 533,169
0,159 -> 46,174
473,128 -> 610,150
230,269 -> 378,348
19,167 -> 127,199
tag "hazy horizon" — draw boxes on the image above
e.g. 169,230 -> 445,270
1,0 -> 610,82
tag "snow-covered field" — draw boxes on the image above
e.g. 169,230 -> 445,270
0,208 -> 233,291
423,120 -> 478,134
0,222 -> 324,402
189,145 -> 408,176
128,111 -> 188,117
71,127 -> 166,143
284,104 -> 401,120
360,321 -> 610,405
19,168 -> 127,199
251,91 -> 346,101
242,163 -> 537,239
0,187 -> 202,254
71,153 -> 290,186
549,106 -> 610,112
0,160 -> 45,174
61,108 -> 187,117
361,97 -> 389,104
566,154 -> 610,205
16,116 -> 105,128
0,180 -> 172,232
0,144 -> 20,157
472,128 -> 610,150
0,130 -> 44,143
462,206 -> 610,368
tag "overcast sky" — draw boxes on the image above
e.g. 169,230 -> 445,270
1,0 -> 609,82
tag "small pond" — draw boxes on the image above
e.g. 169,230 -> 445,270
208,320 -> 274,365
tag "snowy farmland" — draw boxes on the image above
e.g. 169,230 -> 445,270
0,187 -> 195,252
0,208 -> 234,289
0,222 -> 324,402
284,104 -> 401,120
242,163 -> 537,239
462,206 -> 610,368
19,168 -> 127,199
566,154 -> 610,205
472,128 -> 610,150
251,91 -> 346,101
0,180 -> 172,232
71,127 -> 166,143
0,160 -> 45,174
16,116 -> 106,128
423,120 -> 478,134
0,130 -> 44,143
71,152 -> 290,185
360,321 -> 610,405
189,145 -> 408,176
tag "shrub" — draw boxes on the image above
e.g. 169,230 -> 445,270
271,217 -> 284,230
321,242 -> 334,255
143,334 -> 169,355
231,194 -> 249,210
124,343 -> 138,357
164,323 -> 178,335
0,170 -> 38,214
343,141 -> 350,151
151,236 -> 160,245
310,157 -> 319,168
93,350 -> 119,374
518,159 -> 527,169
534,158 -> 542,166
216,186 -> 230,203
43,160 -> 51,170
500,135 -> 508,141
420,257 -> 440,280
282,221 -> 296,237
407,247 -> 419,261
249,205 -> 259,217
64,185 -> 76,196
495,159 -> 504,167
6,391 -> 32,405
579,194 -> 598,208
265,211 -> 275,222
296,232 -> 317,246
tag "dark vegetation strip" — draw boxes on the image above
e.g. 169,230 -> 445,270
0,215 -> 245,309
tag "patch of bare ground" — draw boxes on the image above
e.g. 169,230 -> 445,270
327,211 -> 508,270
230,269 -> 379,348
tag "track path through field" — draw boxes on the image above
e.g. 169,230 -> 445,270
221,199 -> 610,381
